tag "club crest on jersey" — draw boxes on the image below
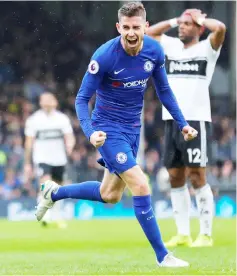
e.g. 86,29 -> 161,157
116,152 -> 127,164
88,60 -> 99,74
144,61 -> 154,72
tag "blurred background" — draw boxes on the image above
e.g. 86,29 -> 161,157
0,1 -> 235,220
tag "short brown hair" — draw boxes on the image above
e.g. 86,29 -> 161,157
118,2 -> 146,21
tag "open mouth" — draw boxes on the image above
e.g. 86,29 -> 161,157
127,38 -> 138,46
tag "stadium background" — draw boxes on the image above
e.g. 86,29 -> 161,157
0,1 -> 235,219
0,1 -> 236,275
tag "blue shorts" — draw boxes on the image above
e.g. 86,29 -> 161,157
97,131 -> 140,174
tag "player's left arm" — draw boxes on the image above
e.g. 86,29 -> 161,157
75,71 -> 99,140
75,58 -> 105,140
190,11 -> 226,50
152,48 -> 198,141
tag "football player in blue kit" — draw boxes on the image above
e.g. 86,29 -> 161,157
36,2 -> 198,267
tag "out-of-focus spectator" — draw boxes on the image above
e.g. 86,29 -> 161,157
0,168 -> 22,200
23,74 -> 45,104
156,167 -> 170,193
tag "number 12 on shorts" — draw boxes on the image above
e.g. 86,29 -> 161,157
187,148 -> 208,164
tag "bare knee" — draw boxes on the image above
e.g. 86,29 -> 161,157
101,191 -> 122,204
120,166 -> 150,196
168,168 -> 186,188
133,182 -> 150,196
188,168 -> 206,189
100,170 -> 126,204
124,181 -> 150,196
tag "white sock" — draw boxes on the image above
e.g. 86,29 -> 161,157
170,185 -> 191,236
195,183 -> 214,236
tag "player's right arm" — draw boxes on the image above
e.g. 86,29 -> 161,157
75,48 -> 108,148
146,9 -> 201,41
146,20 -> 175,41
189,10 -> 226,51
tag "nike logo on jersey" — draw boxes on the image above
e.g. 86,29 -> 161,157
114,68 -> 125,75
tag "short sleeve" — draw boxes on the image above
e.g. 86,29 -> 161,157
204,34 -> 222,60
160,34 -> 183,50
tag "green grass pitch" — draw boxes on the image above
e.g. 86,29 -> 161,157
0,218 -> 235,275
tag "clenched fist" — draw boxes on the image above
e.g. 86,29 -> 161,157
90,131 -> 107,148
182,125 -> 198,141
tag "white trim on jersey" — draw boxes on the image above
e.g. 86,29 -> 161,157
200,121 -> 207,167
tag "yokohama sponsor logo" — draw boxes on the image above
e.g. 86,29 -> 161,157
123,78 -> 149,88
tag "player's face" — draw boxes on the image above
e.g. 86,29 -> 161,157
178,14 -> 200,44
40,94 -> 58,112
116,16 -> 148,53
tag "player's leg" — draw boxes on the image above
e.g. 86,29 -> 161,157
49,168 -> 125,203
119,165 -> 188,267
35,132 -> 130,221
99,168 -> 126,203
112,132 -> 189,267
163,121 -> 192,247
35,167 -> 126,221
41,166 -> 125,228
188,167 -> 213,247
165,167 -> 192,247
186,121 -> 213,247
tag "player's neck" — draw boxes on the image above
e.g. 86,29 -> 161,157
183,37 -> 200,49
42,109 -> 55,115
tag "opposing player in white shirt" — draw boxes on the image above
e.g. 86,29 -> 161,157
24,92 -> 75,227
147,9 -> 226,247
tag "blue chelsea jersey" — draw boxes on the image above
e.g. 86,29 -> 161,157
76,35 -> 187,139
79,35 -> 165,134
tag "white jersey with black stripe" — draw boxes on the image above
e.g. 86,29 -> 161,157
160,34 -> 221,122
25,109 -> 73,166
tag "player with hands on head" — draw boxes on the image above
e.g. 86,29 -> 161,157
147,8 -> 226,248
